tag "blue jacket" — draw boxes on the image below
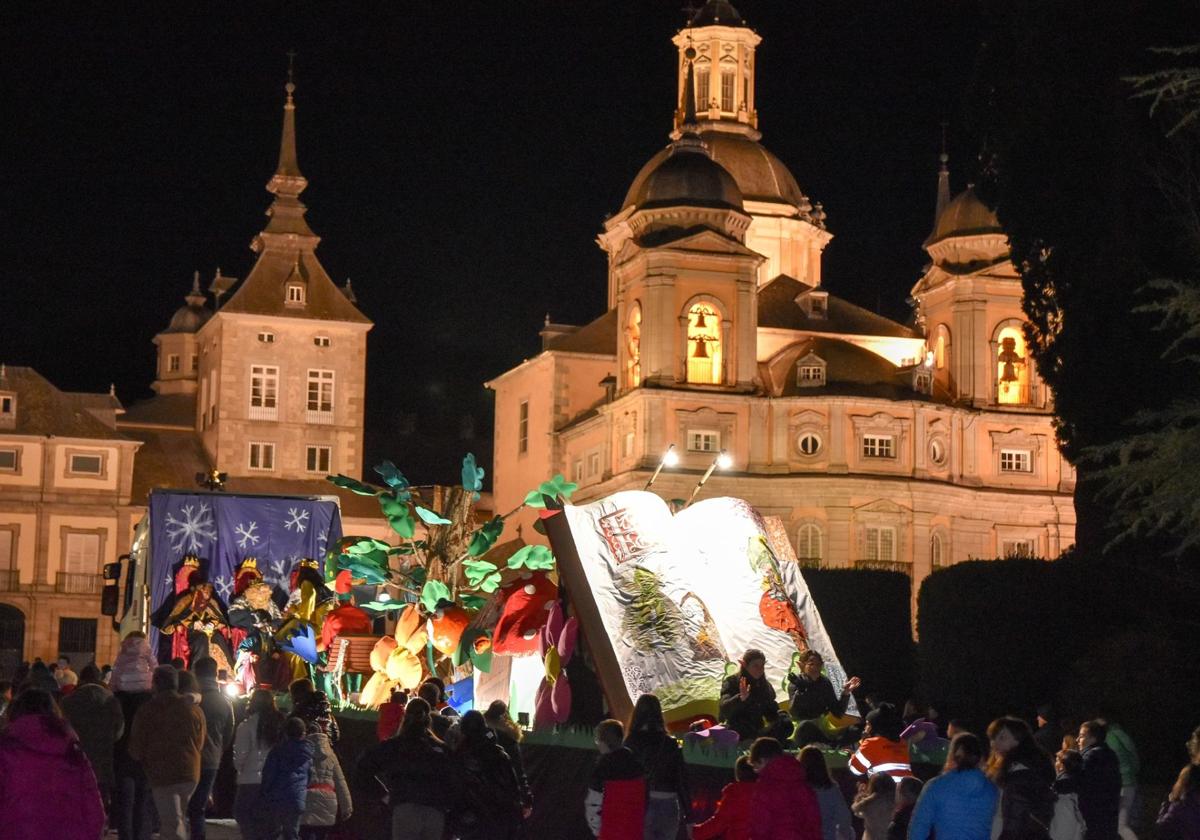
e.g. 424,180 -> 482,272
260,737 -> 314,811
909,767 -> 999,840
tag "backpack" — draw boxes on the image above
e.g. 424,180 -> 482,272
1048,792 -> 1085,840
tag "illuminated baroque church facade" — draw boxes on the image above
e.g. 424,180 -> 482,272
488,1 -> 1076,601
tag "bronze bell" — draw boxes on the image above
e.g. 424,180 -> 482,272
693,308 -> 709,329
692,337 -> 710,359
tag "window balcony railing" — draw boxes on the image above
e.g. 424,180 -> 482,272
796,557 -> 825,570
0,569 -> 21,591
853,559 -> 913,576
249,405 -> 278,421
57,573 -> 101,595
306,409 -> 334,425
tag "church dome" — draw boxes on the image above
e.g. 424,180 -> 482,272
625,131 -> 807,213
628,141 -> 743,211
164,301 -> 211,334
926,187 -> 1002,246
689,0 -> 746,27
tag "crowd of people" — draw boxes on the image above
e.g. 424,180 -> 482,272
1,637 -> 1199,840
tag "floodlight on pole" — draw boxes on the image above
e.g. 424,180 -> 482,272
685,449 -> 732,508
644,444 -> 679,490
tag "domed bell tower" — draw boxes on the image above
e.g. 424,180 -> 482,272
153,272 -> 210,396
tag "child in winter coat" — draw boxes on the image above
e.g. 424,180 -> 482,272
748,737 -> 822,840
110,631 -> 157,693
585,719 -> 646,839
692,756 -> 757,840
260,717 -> 315,840
300,722 -> 352,839
852,773 -> 897,840
888,776 -> 923,840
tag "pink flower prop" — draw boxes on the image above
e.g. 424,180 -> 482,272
532,600 -> 578,729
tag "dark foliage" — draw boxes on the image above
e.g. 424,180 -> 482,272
800,568 -> 915,704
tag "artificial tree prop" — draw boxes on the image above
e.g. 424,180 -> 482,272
325,455 -> 578,708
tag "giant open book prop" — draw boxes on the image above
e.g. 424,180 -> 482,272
545,490 -> 854,724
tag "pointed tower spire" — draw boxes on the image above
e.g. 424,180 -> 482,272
257,53 -> 316,249
185,270 -> 205,307
275,50 -> 302,179
935,122 -> 951,224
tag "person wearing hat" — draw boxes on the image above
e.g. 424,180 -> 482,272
849,703 -> 913,781
1033,704 -> 1063,758
719,649 -> 787,742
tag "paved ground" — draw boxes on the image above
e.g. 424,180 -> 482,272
105,820 -> 243,839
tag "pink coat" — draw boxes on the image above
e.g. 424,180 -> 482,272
111,635 -> 157,693
750,755 -> 822,840
0,714 -> 105,840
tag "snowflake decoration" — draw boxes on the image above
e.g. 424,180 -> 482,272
213,574 -> 233,601
622,661 -> 652,698
235,521 -> 260,549
164,503 -> 217,555
163,573 -> 175,589
264,555 -> 298,590
284,507 -> 310,534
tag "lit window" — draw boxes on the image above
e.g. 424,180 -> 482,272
797,432 -> 822,456
934,325 -> 950,370
305,445 -> 331,473
69,453 -> 103,475
167,354 -> 180,373
996,325 -> 1029,405
314,336 -> 331,348
687,429 -> 720,453
518,401 -> 529,455
0,448 -> 17,471
626,303 -> 642,389
686,303 -> 722,385
797,523 -> 823,563
862,435 -> 894,459
695,59 -> 711,108
249,442 -> 275,471
1002,539 -> 1035,559
720,64 -> 735,111
865,526 -> 896,562
286,284 -> 306,305
1000,449 -> 1032,473
258,332 -> 275,344
931,533 -> 944,568
306,369 -> 335,413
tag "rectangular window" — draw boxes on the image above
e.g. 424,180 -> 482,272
797,365 -> 825,386
314,336 -> 331,348
0,394 -> 14,416
167,354 -> 180,373
306,445 -> 331,473
58,618 -> 97,659
69,453 -> 103,475
190,354 -> 198,372
0,448 -> 17,471
64,532 -> 100,575
249,442 -> 275,471
249,365 -> 279,419
518,401 -> 529,455
696,65 -> 711,108
687,429 -> 720,453
287,284 -> 305,304
258,332 -> 275,344
587,451 -> 601,478
622,431 -> 635,458
1000,449 -> 1032,473
862,434 -> 895,459
572,460 -> 583,484
0,529 -> 14,571
865,526 -> 896,562
720,69 -> 735,111
1002,539 -> 1035,559
306,369 -> 335,423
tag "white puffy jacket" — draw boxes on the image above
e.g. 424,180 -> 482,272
302,731 -> 353,827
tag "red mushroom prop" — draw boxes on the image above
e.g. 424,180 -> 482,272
492,571 -> 557,655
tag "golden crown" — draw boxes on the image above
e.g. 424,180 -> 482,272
238,557 -> 259,571
182,554 -> 201,568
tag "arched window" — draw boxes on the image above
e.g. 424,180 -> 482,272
719,59 -> 736,112
797,523 -> 823,565
686,302 -> 723,384
625,302 -> 642,389
694,58 -> 711,109
934,324 -> 950,370
996,324 -> 1029,405
930,532 -> 944,569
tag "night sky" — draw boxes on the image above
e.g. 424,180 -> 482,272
3,3 -> 984,485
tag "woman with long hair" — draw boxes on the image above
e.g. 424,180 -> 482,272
483,700 -> 532,817
909,732 -> 999,840
798,746 -> 853,840
851,772 -> 897,840
233,689 -> 287,838
986,716 -> 1056,840
451,711 -> 523,840
1156,725 -> 1200,839
625,694 -> 691,840
0,688 -> 105,839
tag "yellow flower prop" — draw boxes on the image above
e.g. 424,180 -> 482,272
359,604 -> 428,708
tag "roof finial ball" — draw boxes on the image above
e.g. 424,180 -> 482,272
285,49 -> 297,102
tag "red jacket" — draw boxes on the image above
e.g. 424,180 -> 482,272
0,714 -> 105,840
694,780 -> 756,840
599,778 -> 647,840
377,700 -> 405,741
750,755 -> 821,840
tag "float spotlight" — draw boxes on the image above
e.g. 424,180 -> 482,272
378,592 -> 392,603
644,444 -> 679,490
686,450 -> 732,509
223,682 -> 240,698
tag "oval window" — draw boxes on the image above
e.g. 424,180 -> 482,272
797,432 -> 822,456
929,437 -> 947,466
